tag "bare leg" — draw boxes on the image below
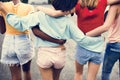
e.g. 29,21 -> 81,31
87,62 -> 100,80
39,67 -> 53,80
53,67 -> 63,80
22,60 -> 31,80
9,64 -> 22,80
74,60 -> 84,80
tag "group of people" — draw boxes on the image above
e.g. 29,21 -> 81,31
0,0 -> 119,80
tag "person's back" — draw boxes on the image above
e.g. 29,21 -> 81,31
101,5 -> 120,80
0,1 -> 34,80
1,1 -> 34,35
75,0 -> 107,33
83,4 -> 120,80
108,14 -> 120,43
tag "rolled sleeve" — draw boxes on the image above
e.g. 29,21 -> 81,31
68,20 -> 104,52
6,12 -> 40,31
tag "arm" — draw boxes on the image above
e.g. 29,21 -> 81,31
86,5 -> 118,36
36,6 -> 74,17
107,0 -> 120,5
68,20 -> 104,53
0,2 -> 8,15
0,15 -> 6,34
32,25 -> 66,45
0,2 -> 40,32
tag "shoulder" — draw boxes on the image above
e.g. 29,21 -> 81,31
75,2 -> 81,14
75,2 -> 81,10
2,1 -> 11,6
110,4 -> 119,11
99,0 -> 107,6
20,3 -> 33,8
20,3 -> 34,12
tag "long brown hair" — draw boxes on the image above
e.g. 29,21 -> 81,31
80,0 -> 98,10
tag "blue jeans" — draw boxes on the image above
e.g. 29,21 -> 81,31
102,42 -> 120,80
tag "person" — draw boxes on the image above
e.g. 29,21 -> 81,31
0,0 -> 67,80
0,14 -> 6,34
35,0 -> 120,80
0,0 -> 35,80
0,0 -> 105,80
86,4 -> 120,80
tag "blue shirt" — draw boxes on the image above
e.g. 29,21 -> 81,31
6,11 -> 104,52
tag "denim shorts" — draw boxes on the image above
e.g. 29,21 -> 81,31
0,34 -> 34,65
75,45 -> 103,65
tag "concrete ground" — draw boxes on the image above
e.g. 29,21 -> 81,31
0,4 -> 119,80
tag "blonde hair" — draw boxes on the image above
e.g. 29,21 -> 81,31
80,0 -> 98,10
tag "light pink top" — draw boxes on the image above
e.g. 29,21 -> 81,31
108,14 -> 120,43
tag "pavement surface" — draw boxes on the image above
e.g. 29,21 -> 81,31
0,4 -> 119,80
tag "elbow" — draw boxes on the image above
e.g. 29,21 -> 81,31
50,12 -> 63,17
32,31 -> 39,37
1,30 -> 6,34
0,28 -> 6,34
102,23 -> 110,32
32,28 -> 39,37
50,13 -> 59,17
104,26 -> 109,32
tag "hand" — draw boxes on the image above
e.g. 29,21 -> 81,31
58,39 -> 66,45
0,2 -> 8,15
0,2 -> 4,11
36,6 -> 43,11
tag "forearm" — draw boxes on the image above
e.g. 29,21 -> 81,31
6,12 -> 41,32
0,2 -> 8,16
86,5 -> 117,37
107,0 -> 120,5
32,25 -> 66,45
0,15 -> 6,34
36,6 -> 68,17
86,25 -> 108,37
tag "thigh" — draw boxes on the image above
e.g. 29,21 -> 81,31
53,68 -> 63,80
22,60 -> 31,72
9,65 -> 22,80
87,62 -> 100,80
39,67 -> 53,80
75,60 -> 84,74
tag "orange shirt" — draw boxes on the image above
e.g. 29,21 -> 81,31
0,1 -> 34,35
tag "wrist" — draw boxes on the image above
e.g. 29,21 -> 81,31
57,39 -> 66,45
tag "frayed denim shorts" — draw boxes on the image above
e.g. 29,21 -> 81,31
75,45 -> 103,65
0,34 -> 35,65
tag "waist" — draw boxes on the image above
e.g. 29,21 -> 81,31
53,45 -> 66,50
5,28 -> 29,35
39,45 -> 66,50
5,34 -> 30,38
